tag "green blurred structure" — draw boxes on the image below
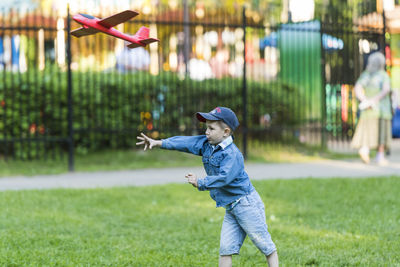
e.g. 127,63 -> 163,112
278,21 -> 323,122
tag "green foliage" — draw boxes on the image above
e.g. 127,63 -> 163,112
0,69 -> 300,158
0,177 -> 399,265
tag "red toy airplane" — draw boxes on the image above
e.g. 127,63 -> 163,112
70,10 -> 159,48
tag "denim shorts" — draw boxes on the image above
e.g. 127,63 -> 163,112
219,190 -> 276,256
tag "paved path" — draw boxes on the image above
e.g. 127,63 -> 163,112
1,139 -> 400,191
1,157 -> 400,191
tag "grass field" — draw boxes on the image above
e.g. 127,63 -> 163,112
1,177 -> 399,266
0,142 -> 357,177
0,149 -> 202,177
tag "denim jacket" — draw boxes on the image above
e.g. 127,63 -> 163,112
161,135 -> 254,207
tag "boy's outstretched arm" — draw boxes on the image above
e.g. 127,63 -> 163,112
136,132 -> 162,150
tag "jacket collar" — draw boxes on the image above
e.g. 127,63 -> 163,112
217,135 -> 233,150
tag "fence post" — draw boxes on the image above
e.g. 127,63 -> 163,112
67,5 -> 74,171
320,21 -> 327,150
242,6 -> 248,159
183,0 -> 190,75
382,9 -> 387,57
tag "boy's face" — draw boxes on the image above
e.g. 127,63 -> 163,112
205,120 -> 230,145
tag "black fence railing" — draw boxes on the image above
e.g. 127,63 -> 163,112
0,4 -> 388,170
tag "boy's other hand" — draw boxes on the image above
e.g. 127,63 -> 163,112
185,173 -> 198,188
136,133 -> 161,150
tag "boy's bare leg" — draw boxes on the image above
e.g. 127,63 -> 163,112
219,255 -> 232,267
219,252 -> 278,267
266,251 -> 279,267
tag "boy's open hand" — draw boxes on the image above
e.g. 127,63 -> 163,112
136,133 -> 162,151
185,173 -> 198,188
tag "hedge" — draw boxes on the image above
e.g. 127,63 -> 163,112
0,68 -> 301,157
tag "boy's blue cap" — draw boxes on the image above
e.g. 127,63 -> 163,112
196,107 -> 239,131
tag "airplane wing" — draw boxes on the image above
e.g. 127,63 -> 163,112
139,38 -> 159,45
126,38 -> 159,49
70,27 -> 100,37
97,10 -> 139,28
127,43 -> 142,49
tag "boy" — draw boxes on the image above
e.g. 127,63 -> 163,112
136,107 -> 279,267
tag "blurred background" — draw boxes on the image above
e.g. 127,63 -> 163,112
1,0 -> 400,169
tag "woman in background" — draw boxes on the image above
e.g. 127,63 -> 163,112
351,52 -> 392,165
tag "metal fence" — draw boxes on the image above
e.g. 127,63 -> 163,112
0,4 -> 389,169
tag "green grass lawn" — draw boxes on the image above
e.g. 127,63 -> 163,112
0,142 -> 357,177
1,177 -> 399,266
0,149 -> 202,177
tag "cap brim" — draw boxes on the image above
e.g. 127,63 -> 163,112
196,112 -> 219,122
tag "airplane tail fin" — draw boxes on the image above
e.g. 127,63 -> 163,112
135,26 -> 150,39
126,26 -> 159,48
136,26 -> 159,45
